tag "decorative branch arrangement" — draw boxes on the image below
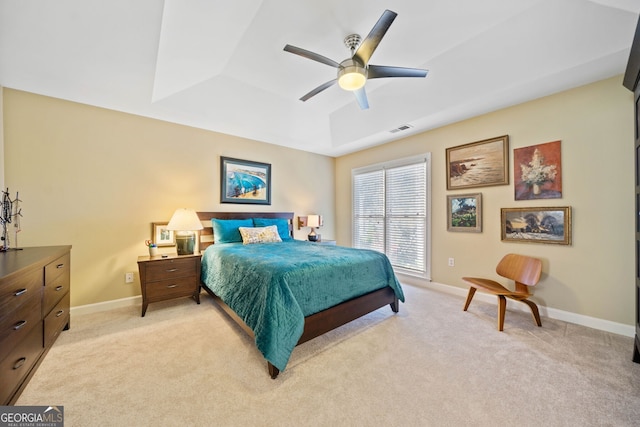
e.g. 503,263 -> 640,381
0,188 -> 22,251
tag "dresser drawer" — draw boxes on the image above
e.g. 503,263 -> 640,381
0,323 -> 43,405
0,293 -> 41,362
44,290 -> 70,348
43,264 -> 70,315
143,257 -> 197,282
0,268 -> 42,318
44,253 -> 70,286
145,276 -> 198,301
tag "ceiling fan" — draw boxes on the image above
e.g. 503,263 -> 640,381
283,9 -> 428,110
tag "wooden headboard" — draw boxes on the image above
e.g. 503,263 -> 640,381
196,212 -> 295,251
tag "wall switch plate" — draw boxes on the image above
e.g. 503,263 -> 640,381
125,272 -> 134,283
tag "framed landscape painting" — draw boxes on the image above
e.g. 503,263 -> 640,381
501,206 -> 571,245
447,193 -> 482,233
220,157 -> 271,205
446,135 -> 509,190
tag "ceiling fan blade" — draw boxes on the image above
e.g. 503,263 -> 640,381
368,65 -> 428,79
284,44 -> 341,68
300,79 -> 337,102
354,87 -> 369,110
353,10 -> 397,66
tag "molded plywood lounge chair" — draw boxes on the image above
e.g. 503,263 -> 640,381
462,254 -> 543,331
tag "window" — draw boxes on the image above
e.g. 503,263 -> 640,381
352,154 -> 431,279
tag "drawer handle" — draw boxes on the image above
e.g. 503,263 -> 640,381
14,288 -> 27,297
13,320 -> 27,330
55,285 -> 64,291
56,263 -> 65,269
166,268 -> 178,272
13,357 -> 26,370
167,284 -> 178,288
56,310 -> 65,317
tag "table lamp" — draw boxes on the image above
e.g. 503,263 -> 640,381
307,214 -> 320,241
167,209 -> 204,255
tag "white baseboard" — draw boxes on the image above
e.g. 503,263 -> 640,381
71,295 -> 141,316
413,279 -> 635,338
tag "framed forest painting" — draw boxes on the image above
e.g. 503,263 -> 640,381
447,193 -> 482,233
501,206 -> 571,245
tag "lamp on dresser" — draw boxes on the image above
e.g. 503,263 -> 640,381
167,209 -> 204,255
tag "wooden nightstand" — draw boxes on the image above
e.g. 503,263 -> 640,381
137,253 -> 201,317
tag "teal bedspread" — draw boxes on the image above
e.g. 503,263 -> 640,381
200,240 -> 404,372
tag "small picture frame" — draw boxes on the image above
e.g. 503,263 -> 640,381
447,193 -> 482,233
152,222 -> 175,247
446,135 -> 509,190
501,206 -> 571,245
220,156 -> 271,205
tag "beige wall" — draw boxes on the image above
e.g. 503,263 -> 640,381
336,75 -> 635,326
3,89 -> 335,307
0,86 -> 4,190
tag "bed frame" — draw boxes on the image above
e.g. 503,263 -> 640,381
196,211 -> 399,379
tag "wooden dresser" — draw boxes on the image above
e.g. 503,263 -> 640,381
0,245 -> 71,405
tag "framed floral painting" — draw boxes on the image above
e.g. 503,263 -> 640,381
514,140 -> 562,200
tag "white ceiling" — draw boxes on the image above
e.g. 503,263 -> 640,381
1,0 -> 638,157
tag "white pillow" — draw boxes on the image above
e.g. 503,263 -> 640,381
238,225 -> 283,245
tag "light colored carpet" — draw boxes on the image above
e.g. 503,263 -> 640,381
17,284 -> 640,426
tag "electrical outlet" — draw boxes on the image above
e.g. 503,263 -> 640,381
125,272 -> 134,283
448,258 -> 455,267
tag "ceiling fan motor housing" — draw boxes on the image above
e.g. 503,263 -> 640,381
338,58 -> 367,91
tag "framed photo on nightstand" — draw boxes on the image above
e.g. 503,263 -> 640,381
152,222 -> 175,247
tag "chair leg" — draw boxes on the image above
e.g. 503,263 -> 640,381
463,287 -> 476,311
520,299 -> 542,327
497,295 -> 507,331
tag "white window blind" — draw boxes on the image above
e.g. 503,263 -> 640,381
352,154 -> 431,278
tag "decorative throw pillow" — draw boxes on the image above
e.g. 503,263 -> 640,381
212,218 -> 253,243
252,218 -> 292,240
238,225 -> 283,245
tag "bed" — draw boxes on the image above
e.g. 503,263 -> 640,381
196,211 -> 404,378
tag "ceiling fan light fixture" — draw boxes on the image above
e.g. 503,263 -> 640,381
338,60 -> 367,91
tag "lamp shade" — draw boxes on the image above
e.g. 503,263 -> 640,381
166,209 -> 203,231
307,215 -> 320,228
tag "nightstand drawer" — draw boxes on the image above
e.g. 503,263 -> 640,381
144,258 -> 197,282
145,276 -> 198,300
0,323 -> 43,405
0,293 -> 41,363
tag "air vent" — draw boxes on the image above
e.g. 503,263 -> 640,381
389,124 -> 413,134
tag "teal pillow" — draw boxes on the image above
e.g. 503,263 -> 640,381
252,218 -> 292,240
212,219 -> 253,243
